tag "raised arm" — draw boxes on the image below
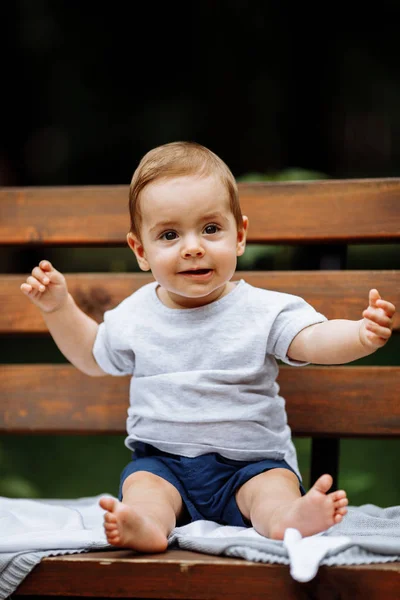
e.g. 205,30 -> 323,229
288,289 -> 396,365
20,260 -> 106,376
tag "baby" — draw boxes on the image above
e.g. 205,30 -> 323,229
21,141 -> 396,552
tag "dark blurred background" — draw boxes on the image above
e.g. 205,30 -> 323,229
3,1 -> 400,187
1,1 -> 399,506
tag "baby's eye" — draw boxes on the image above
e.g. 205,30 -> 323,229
161,231 -> 178,241
203,224 -> 220,235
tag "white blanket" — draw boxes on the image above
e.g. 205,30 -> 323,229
1,495 -> 399,598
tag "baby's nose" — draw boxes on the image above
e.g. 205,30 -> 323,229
181,238 -> 205,258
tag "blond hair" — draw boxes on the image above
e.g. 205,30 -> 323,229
128,141 -> 242,238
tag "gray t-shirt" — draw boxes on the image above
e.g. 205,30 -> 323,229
93,279 -> 327,476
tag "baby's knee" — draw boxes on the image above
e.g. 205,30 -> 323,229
121,470 -> 183,518
122,470 -> 166,493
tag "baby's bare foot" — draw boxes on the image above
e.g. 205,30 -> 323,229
268,474 -> 348,540
99,497 -> 169,553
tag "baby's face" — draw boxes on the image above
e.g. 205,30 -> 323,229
128,175 -> 247,308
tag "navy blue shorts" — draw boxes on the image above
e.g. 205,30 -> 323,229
119,443 -> 305,527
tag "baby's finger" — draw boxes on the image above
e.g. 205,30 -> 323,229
363,308 -> 393,328
20,282 -> 33,295
26,275 -> 46,293
364,320 -> 392,339
376,299 -> 396,318
369,289 -> 381,308
37,260 -> 65,285
39,260 -> 53,272
32,266 -> 51,286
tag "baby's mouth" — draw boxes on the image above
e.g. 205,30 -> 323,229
178,269 -> 215,280
179,269 -> 211,275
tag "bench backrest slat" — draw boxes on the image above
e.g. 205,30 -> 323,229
1,364 -> 399,436
1,271 -> 399,334
1,179 -> 400,245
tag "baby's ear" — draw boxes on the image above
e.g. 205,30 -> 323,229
236,216 -> 249,256
126,233 -> 150,271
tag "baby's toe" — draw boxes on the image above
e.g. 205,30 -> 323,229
333,490 -> 347,501
104,511 -> 117,524
333,512 -> 345,524
99,496 -> 117,512
334,497 -> 348,511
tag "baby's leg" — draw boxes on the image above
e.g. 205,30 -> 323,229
99,471 -> 183,553
236,469 -> 348,540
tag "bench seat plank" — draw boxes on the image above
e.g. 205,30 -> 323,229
1,271 -> 399,333
14,549 -> 400,599
2,364 -> 399,436
1,179 -> 400,245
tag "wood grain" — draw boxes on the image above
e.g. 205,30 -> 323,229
14,549 -> 400,599
2,364 -> 399,436
1,178 -> 400,245
2,270 -> 399,333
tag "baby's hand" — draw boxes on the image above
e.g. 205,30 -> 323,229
359,289 -> 396,350
20,260 -> 69,313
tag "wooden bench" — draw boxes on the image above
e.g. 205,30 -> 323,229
1,179 -> 399,599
